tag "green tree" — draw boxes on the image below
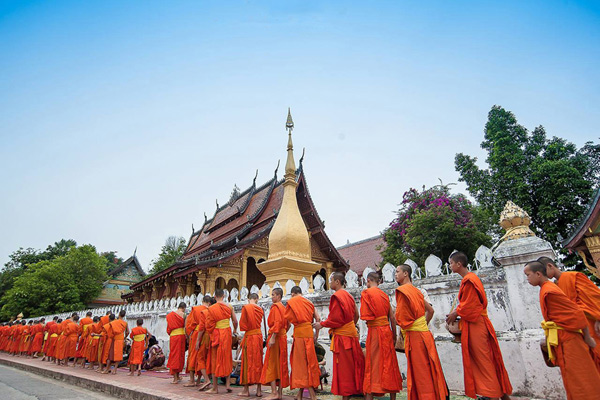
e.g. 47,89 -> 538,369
149,236 -> 187,275
455,106 -> 598,248
382,184 -> 491,269
101,251 -> 124,273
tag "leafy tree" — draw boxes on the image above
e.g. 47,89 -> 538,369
101,251 -> 124,273
149,236 -> 187,275
382,184 -> 491,269
455,106 -> 598,249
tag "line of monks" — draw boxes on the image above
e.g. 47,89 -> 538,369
1,251 -> 600,400
0,309 -> 149,376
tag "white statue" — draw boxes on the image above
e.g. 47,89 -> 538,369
223,289 -> 229,303
475,245 -> 494,269
260,283 -> 270,298
285,279 -> 296,295
299,278 -> 310,294
346,269 -> 359,288
313,275 -> 326,292
382,263 -> 395,282
240,287 -> 249,301
230,288 -> 239,302
362,267 -> 375,286
250,285 -> 259,296
425,254 -> 443,277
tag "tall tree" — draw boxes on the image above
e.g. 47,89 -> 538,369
455,106 -> 598,248
149,236 -> 187,275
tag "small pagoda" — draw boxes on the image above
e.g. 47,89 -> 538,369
124,110 -> 348,302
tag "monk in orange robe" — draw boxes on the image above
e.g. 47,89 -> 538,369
261,287 -> 290,400
206,288 -> 238,394
184,300 -> 207,386
129,318 -> 148,376
99,313 -> 115,372
23,320 -> 34,356
239,292 -> 264,397
20,320 -> 32,356
524,261 -> 600,399
361,272 -> 403,400
395,265 -> 448,400
86,316 -> 102,369
63,315 -> 81,366
74,311 -> 93,367
104,310 -> 128,374
446,252 -> 512,400
43,317 -> 59,361
30,319 -> 45,357
195,295 -> 215,391
97,311 -> 111,372
166,302 -> 187,383
285,286 -> 321,400
541,256 -> 600,371
55,317 -> 71,365
314,272 -> 364,400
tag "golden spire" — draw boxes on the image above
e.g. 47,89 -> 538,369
285,108 -> 296,178
499,201 -> 535,242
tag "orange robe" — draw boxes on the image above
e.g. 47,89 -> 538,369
76,317 -> 93,358
457,272 -> 512,399
206,302 -> 233,378
64,321 -> 80,358
360,286 -> 402,395
45,322 -> 59,357
320,289 -> 364,396
396,284 -> 448,400
55,320 -> 69,360
129,326 -> 147,365
30,323 -> 44,354
87,322 -> 101,362
166,311 -> 186,375
539,281 -> 600,399
20,325 -> 31,353
109,319 -> 128,362
101,322 -> 114,364
185,305 -> 207,373
285,296 -> 320,389
97,315 -> 110,363
556,271 -> 600,370
260,302 -> 290,387
195,308 -> 211,372
240,303 -> 264,385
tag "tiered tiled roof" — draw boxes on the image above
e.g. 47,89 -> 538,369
130,164 -> 348,291
337,235 -> 385,276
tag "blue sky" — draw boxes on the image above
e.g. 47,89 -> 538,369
0,1 -> 598,270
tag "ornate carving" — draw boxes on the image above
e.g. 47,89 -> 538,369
499,201 -> 536,242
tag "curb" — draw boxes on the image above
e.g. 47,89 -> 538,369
0,357 -> 168,400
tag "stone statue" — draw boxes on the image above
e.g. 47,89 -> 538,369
346,269 -> 359,288
285,279 -> 296,295
223,289 -> 229,303
382,263 -> 395,282
313,274 -> 325,292
362,267 -> 375,286
230,288 -> 239,302
240,287 -> 249,301
475,245 -> 494,269
299,278 -> 310,294
260,283 -> 270,298
425,254 -> 443,277
250,285 -> 259,296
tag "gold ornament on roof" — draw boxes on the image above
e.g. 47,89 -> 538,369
499,201 -> 536,242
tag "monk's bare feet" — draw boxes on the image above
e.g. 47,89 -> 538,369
101,370 -> 110,374
205,388 -> 218,394
238,392 -> 250,397
264,395 -> 279,400
183,382 -> 196,387
198,382 -> 211,391
128,372 -> 134,376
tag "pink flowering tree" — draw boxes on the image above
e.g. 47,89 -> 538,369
381,185 -> 492,269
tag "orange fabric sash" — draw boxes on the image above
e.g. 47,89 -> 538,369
293,322 -> 314,338
330,321 -> 358,351
366,315 -> 388,327
245,329 -> 262,336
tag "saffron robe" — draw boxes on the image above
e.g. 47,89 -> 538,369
129,326 -> 147,365
86,322 -> 102,362
64,321 -> 80,358
206,302 -> 233,378
166,311 -> 186,375
240,303 -> 264,385
76,317 -> 93,358
55,320 -> 69,360
20,325 -> 31,353
285,296 -> 320,389
45,322 -> 59,357
195,308 -> 211,372
30,323 -> 44,354
101,322 -> 114,364
556,271 -> 600,370
260,302 -> 290,387
539,281 -> 600,399
185,305 -> 207,373
109,319 -> 128,362
97,315 -> 110,363
396,284 -> 448,400
361,286 -> 403,394
320,289 -> 365,396
456,272 -> 512,399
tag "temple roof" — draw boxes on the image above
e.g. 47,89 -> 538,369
337,235 -> 385,276
130,164 -> 348,290
108,254 -> 146,279
563,186 -> 600,250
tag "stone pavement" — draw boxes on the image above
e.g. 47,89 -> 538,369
0,353 -> 544,400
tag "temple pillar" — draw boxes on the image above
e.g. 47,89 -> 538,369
583,236 -> 600,278
241,255 -> 248,288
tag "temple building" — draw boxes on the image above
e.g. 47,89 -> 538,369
90,252 -> 146,306
563,187 -> 600,278
124,110 -> 348,302
337,235 -> 385,277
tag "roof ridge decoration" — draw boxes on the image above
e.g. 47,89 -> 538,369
337,234 -> 384,250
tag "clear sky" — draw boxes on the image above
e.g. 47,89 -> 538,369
1,1 -> 598,271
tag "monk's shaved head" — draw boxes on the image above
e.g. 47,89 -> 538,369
214,288 -> 224,299
272,288 -> 283,298
525,261 -> 547,276
248,293 -> 259,300
450,251 -> 468,268
367,272 -> 380,283
330,272 -> 346,285
203,295 -> 213,304
290,286 -> 302,295
537,256 -> 557,268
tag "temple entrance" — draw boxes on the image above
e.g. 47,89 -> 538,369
226,278 -> 239,291
215,277 -> 226,290
246,257 -> 266,289
312,268 -> 328,290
